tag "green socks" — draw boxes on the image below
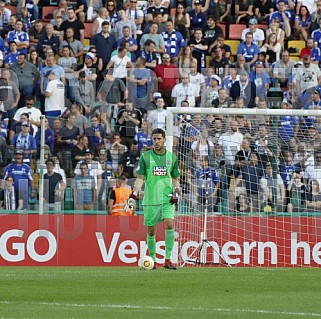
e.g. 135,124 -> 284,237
165,229 -> 175,260
147,234 -> 156,261
147,229 -> 175,261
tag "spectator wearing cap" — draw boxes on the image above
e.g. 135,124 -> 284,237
74,148 -> 103,195
249,62 -> 271,98
202,74 -> 221,107
2,150 -> 35,210
234,0 -> 254,24
45,71 -> 65,128
90,21 -> 117,68
74,71 -> 95,116
295,54 -> 321,104
188,0 -> 207,36
9,113 -> 34,141
241,18 -> 265,48
77,52 -> 99,84
237,32 -> 259,67
85,114 -> 107,153
273,50 -> 296,88
254,0 -> 274,24
36,23 -> 60,60
145,92 -> 161,111
117,26 -> 138,62
154,52 -> 180,107
10,121 -> 37,166
303,90 -> 321,111
147,96 -> 167,131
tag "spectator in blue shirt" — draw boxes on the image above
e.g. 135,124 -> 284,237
188,0 -> 207,35
194,155 -> 220,213
116,26 -> 138,62
237,32 -> 259,66
4,41 -> 19,68
269,0 -> 292,38
7,19 -> 29,56
278,99 -> 299,144
249,61 -> 271,98
2,150 -> 35,209
162,20 -> 185,62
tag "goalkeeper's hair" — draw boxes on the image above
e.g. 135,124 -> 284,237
152,128 -> 165,138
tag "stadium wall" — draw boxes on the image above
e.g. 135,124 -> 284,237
0,215 -> 320,267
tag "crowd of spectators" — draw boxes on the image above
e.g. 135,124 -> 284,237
1,0 -> 321,214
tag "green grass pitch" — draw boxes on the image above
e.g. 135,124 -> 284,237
1,267 -> 321,319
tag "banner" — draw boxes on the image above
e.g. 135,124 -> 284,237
0,215 -> 320,266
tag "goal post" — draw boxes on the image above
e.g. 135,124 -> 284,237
166,107 -> 321,267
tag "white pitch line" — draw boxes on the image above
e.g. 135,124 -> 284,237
0,301 -> 320,317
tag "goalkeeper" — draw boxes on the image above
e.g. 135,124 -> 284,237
126,128 -> 180,270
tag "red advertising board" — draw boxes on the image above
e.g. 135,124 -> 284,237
0,215 -> 321,267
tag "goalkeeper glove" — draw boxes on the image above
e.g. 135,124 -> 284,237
169,187 -> 181,205
125,191 -> 137,212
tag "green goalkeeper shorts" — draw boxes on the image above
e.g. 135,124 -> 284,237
143,203 -> 175,226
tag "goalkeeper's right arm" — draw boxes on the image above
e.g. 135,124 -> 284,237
125,175 -> 145,212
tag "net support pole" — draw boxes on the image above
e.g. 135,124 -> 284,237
38,115 -> 46,215
166,108 -> 174,152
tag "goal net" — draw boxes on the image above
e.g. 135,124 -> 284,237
166,107 -> 321,267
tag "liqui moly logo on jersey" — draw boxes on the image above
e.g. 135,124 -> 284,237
153,166 -> 167,176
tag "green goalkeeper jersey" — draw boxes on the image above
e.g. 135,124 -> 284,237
136,149 -> 180,205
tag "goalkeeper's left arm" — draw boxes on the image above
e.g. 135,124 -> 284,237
125,175 -> 145,212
